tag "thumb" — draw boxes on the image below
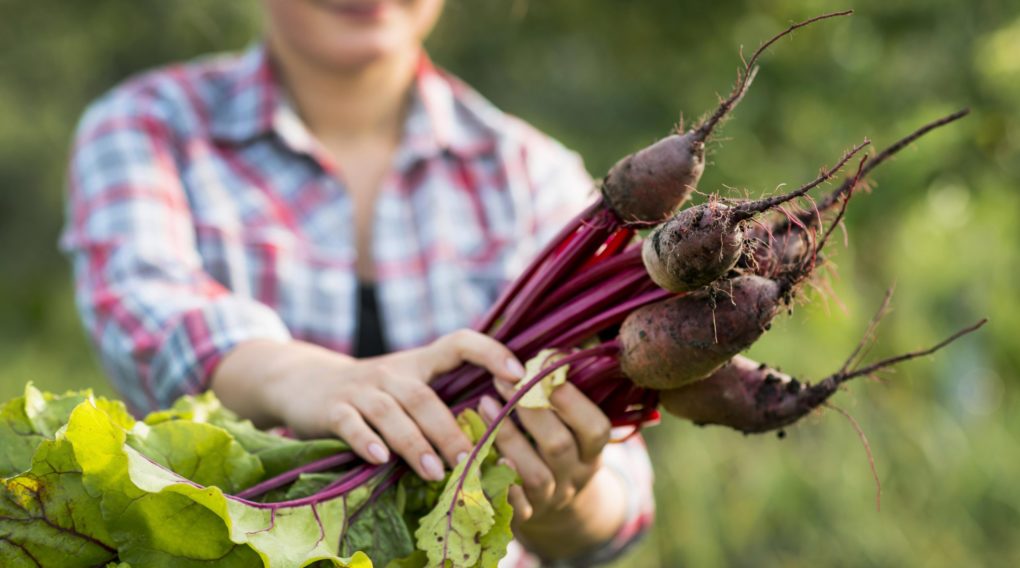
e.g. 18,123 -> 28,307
417,329 -> 526,384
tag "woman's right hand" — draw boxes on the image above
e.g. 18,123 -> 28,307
213,330 -> 525,482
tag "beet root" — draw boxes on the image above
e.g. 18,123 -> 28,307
659,355 -> 824,433
642,203 -> 745,293
619,275 -> 781,389
660,318 -> 988,433
601,132 -> 706,225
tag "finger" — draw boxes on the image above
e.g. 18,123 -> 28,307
479,395 -> 555,506
499,457 -> 534,522
493,379 -> 581,475
508,485 -> 533,523
385,378 -> 472,467
548,382 -> 613,463
354,393 -> 446,482
326,402 -> 391,465
421,329 -> 526,383
491,383 -> 580,510
515,408 -> 579,509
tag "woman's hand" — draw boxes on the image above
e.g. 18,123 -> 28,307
213,330 -> 525,482
477,381 -> 628,559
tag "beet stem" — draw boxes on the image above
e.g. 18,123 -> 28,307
235,451 -> 359,500
475,199 -> 604,334
495,209 -> 617,339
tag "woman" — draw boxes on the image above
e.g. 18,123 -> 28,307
62,0 -> 652,564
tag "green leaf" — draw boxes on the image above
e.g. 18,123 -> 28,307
413,410 -> 519,567
152,392 -> 349,479
126,420 -> 264,493
414,420 -> 502,568
515,349 -> 569,409
0,384 -> 99,477
342,488 -> 415,567
386,550 -> 427,568
0,396 -> 43,478
143,391 -> 238,425
217,421 -> 348,479
22,383 -> 90,438
0,437 -> 117,567
476,464 -> 516,568
66,400 -> 373,568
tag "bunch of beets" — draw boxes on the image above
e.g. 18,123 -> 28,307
239,9 -> 983,533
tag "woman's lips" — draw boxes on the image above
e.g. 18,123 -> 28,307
318,1 -> 393,23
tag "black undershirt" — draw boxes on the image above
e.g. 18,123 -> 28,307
354,281 -> 388,358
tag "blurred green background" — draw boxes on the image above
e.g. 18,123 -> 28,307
1,1 -> 1017,566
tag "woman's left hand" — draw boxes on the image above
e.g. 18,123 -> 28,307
477,380 -> 613,524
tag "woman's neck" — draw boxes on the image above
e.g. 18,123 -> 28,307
267,40 -> 419,145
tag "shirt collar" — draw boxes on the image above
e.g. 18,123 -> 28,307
208,44 -> 279,144
209,44 -> 497,163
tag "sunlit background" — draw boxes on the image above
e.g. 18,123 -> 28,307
1,1 -> 1017,566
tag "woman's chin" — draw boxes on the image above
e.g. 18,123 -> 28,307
317,35 -> 412,70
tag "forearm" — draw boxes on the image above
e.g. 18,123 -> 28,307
515,464 -> 628,561
210,339 -> 354,428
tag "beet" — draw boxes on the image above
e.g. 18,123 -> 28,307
642,202 -> 745,293
619,275 -> 781,389
601,132 -> 706,225
658,355 -> 811,433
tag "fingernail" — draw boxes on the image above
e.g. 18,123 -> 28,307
497,457 -> 517,472
456,451 -> 469,464
367,443 -> 389,463
479,396 -> 501,422
421,454 -> 445,481
505,357 -> 526,380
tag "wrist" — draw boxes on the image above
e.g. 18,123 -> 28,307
212,339 -> 353,428
257,340 -> 356,424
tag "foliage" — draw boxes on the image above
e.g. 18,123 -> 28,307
1,1 -> 1018,566
0,385 -> 516,567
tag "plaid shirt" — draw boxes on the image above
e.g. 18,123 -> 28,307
62,44 -> 652,566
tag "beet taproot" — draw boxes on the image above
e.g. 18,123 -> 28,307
660,318 -> 987,434
619,275 -> 782,389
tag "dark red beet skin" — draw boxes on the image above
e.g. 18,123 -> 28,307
619,275 -> 781,389
642,203 -> 745,293
658,355 -> 823,433
601,132 -> 705,225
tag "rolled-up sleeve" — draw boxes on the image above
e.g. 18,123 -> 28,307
61,92 -> 290,415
